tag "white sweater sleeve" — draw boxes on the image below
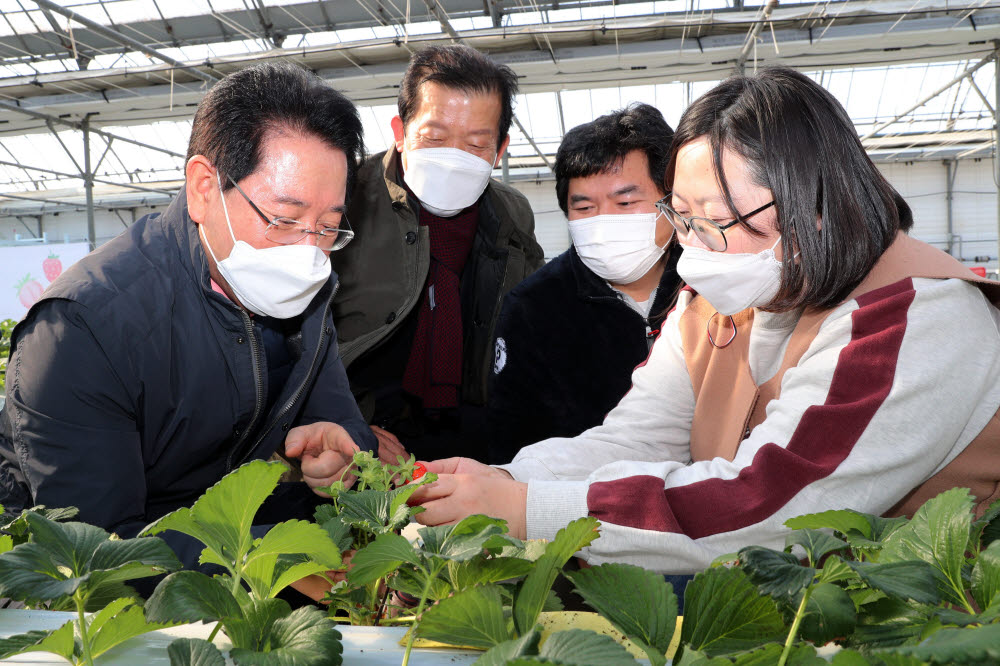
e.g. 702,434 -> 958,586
507,278 -> 1000,575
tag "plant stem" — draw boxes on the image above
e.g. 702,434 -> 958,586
779,587 -> 812,666
74,593 -> 95,666
401,563 -> 443,666
206,567 -> 245,644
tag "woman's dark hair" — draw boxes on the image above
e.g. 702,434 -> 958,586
555,102 -> 674,215
665,66 -> 913,310
188,61 -> 365,197
398,45 -> 519,149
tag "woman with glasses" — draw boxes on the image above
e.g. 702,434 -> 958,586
410,67 -> 1000,576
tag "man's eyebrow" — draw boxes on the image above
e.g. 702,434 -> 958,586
569,193 -> 594,204
422,120 -> 495,136
271,195 -> 346,214
611,184 -> 640,197
272,194 -> 307,207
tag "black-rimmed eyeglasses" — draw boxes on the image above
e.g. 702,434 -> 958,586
655,195 -> 774,252
227,175 -> 354,252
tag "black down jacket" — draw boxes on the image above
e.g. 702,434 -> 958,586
0,189 -> 375,568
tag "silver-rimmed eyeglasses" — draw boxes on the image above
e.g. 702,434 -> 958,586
227,175 -> 354,251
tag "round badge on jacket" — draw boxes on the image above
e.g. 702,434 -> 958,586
494,337 -> 507,374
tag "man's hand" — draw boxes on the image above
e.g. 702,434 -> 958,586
408,472 -> 528,539
372,425 -> 408,466
284,422 -> 360,495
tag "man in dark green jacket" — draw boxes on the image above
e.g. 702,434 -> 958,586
333,45 -> 544,463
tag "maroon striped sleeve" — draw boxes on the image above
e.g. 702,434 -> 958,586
587,278 -> 917,538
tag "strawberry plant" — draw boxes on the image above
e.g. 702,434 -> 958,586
0,317 -> 17,394
0,510 -> 182,665
312,451 -> 437,626
141,459 -> 346,666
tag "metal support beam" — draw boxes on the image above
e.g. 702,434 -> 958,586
485,0 -> 503,28
83,117 -> 96,248
554,90 -> 566,137
251,0 -> 285,48
862,55 -> 994,141
735,0 -> 777,74
37,5 -> 92,69
945,159 -> 956,255
423,0 -> 463,43
501,152 -> 509,184
0,100 -> 186,159
512,115 -> 553,171
0,159 -> 176,195
31,0 -> 222,84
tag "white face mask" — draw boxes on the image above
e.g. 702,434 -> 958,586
676,237 -> 784,316
199,175 -> 332,319
568,212 -> 669,284
402,146 -> 495,217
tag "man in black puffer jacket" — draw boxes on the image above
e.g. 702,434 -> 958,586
487,104 -> 682,464
0,63 -> 376,572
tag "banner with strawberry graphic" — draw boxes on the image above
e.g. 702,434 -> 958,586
0,242 -> 91,321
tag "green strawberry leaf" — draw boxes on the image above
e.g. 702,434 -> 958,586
0,513 -> 179,604
416,584 -> 511,649
890,623 -> 1000,664
448,556 -> 536,590
347,532 -> 423,587
166,638 -> 227,666
474,628 -> 543,665
229,605 -> 342,665
145,571 -> 242,625
785,529 -> 849,565
417,515 -> 510,562
681,566 -> 786,657
971,539 -> 1000,610
846,560 -> 941,605
241,520 -> 342,598
880,488 -> 975,606
728,643 -> 825,665
513,516 -> 599,636
0,621 -> 75,662
143,460 -> 285,569
738,545 -> 817,600
564,562 -> 677,666
971,497 -> 1000,550
538,629 -> 639,665
90,603 -> 177,659
225,597 -> 292,651
793,582 -> 857,645
337,485 -> 419,535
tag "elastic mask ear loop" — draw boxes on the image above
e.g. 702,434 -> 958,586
216,172 -> 238,245
707,312 -> 737,348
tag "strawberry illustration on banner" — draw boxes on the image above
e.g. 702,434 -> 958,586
42,253 -> 62,282
15,273 -> 43,309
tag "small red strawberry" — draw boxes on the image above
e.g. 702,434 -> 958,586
42,253 -> 62,282
15,273 -> 44,309
411,462 -> 427,481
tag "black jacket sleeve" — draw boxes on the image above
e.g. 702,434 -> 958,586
486,291 -> 555,464
2,299 -> 207,568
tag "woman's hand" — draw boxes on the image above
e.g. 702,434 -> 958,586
408,470 -> 528,539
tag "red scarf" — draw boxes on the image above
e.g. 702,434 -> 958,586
401,200 -> 479,409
